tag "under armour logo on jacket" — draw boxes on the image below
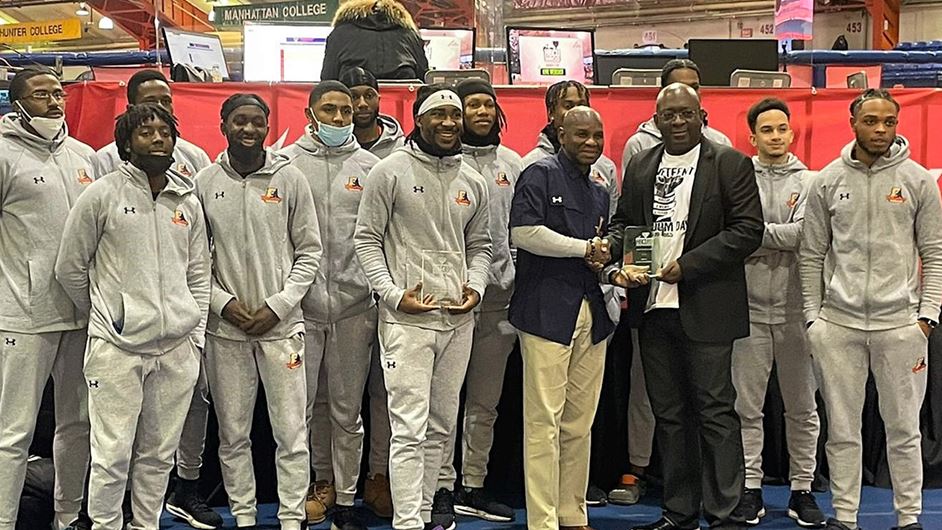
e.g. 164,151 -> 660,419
88,380 -> 100,389
215,191 -> 225,199
551,196 -> 563,204
33,176 -> 45,184
839,193 -> 850,200
413,186 -> 424,193
124,207 -> 136,214
4,338 -> 14,346
386,361 -> 397,369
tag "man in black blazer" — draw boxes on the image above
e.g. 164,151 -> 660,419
605,84 -> 764,530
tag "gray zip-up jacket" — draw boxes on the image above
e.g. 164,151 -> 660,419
0,114 -> 97,333
622,117 -> 732,172
368,115 -> 406,160
196,149 -> 322,341
800,136 -> 942,330
96,137 -> 212,178
354,142 -> 493,331
279,129 -> 378,324
55,163 -> 210,354
746,154 -> 810,325
462,143 -> 523,311
521,132 -> 622,324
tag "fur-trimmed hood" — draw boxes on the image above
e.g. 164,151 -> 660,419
333,0 -> 417,31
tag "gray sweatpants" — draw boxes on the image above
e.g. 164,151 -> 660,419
308,345 -> 331,482
440,308 -> 517,489
0,329 -> 89,530
627,328 -> 655,468
368,341 -> 392,477
732,321 -> 819,491
206,334 -> 309,530
808,319 -> 928,528
84,337 -> 199,530
380,319 -> 474,530
176,360 -> 210,481
303,310 -> 378,505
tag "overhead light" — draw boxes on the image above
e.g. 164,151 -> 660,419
98,16 -> 113,29
208,9 -> 215,21
76,2 -> 90,16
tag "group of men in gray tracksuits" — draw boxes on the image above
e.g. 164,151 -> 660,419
0,58 -> 938,530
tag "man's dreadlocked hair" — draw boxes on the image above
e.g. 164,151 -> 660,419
544,80 -> 590,121
114,103 -> 179,162
850,88 -> 900,117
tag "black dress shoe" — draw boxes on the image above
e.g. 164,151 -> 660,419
630,518 -> 695,530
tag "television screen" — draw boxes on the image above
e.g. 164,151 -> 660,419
687,39 -> 779,87
507,27 -> 596,85
242,23 -> 333,82
420,28 -> 475,70
163,27 -> 229,79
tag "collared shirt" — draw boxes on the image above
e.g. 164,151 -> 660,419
509,150 -> 614,345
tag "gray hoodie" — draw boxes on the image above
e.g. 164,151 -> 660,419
462,143 -> 523,310
368,114 -> 406,160
354,142 -> 493,331
746,154 -> 811,325
521,132 -> 622,324
195,149 -> 322,341
0,114 -> 98,334
279,128 -> 378,324
96,137 -> 212,178
55,164 -> 210,354
621,118 -> 732,173
800,136 -> 942,330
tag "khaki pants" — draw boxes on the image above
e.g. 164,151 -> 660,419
521,300 -> 606,530
808,319 -> 928,528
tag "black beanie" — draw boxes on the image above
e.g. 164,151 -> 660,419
339,67 -> 378,90
455,78 -> 496,101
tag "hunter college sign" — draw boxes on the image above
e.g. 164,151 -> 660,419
214,0 -> 340,27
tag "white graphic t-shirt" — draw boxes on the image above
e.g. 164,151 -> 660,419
646,144 -> 700,311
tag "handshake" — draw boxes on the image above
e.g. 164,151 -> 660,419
583,236 -> 611,272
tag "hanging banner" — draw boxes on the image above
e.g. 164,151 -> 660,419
0,18 -> 82,44
774,0 -> 814,40
213,0 -> 339,28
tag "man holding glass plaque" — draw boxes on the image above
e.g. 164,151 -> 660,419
606,84 -> 763,530
354,84 -> 492,530
509,106 -> 614,530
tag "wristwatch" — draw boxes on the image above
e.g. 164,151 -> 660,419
919,317 -> 938,329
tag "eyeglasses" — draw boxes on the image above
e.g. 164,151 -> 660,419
657,109 -> 699,122
28,91 -> 68,102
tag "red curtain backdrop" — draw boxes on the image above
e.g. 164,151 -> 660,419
64,82 -> 942,173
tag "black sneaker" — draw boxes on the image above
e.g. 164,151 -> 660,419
165,478 -> 224,529
788,490 -> 826,528
424,524 -> 446,530
453,486 -> 514,522
431,488 -> 457,530
65,512 -> 92,530
735,488 -> 765,526
586,484 -> 607,507
331,506 -> 367,530
825,519 -> 860,530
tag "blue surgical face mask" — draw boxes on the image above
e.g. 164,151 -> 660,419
312,117 -> 353,148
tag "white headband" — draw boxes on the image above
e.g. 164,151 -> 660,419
417,90 -> 462,116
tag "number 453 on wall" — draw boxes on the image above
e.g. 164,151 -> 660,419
846,21 -> 863,33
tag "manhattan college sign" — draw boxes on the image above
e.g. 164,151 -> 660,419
213,0 -> 340,28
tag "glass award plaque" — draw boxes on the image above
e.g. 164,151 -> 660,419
420,250 -> 466,307
623,226 -> 654,270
